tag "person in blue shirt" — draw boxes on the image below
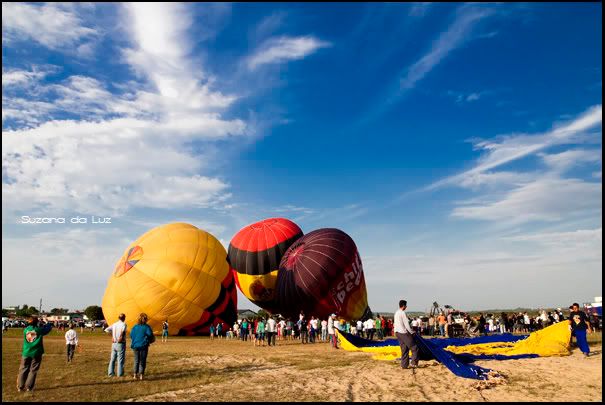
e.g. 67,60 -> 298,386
161,319 -> 169,343
130,313 -> 155,380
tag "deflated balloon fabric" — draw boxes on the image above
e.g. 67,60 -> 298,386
337,322 -> 571,380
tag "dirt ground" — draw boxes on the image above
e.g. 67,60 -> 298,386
2,330 -> 602,402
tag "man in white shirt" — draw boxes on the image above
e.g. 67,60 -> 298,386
65,323 -> 79,363
394,299 -> 419,369
310,317 -> 319,332
266,316 -> 277,346
278,319 -> 286,341
411,318 -> 419,333
365,318 -> 374,340
321,319 -> 328,342
356,320 -> 363,337
327,315 -> 337,348
104,313 -> 127,377
310,316 -> 319,343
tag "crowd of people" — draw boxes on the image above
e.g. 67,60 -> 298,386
402,307 -> 582,338
218,312 -> 395,346
11,302 -> 599,393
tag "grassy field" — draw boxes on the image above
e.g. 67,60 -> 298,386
2,328 -> 602,402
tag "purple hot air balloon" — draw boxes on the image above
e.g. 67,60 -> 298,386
275,228 -> 371,320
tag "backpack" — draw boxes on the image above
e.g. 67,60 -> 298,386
147,325 -> 156,344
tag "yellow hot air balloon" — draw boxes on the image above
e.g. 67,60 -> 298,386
102,223 -> 237,335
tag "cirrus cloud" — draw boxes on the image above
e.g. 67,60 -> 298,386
247,35 -> 331,70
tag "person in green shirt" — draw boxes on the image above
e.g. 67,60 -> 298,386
375,317 -> 383,340
255,318 -> 266,347
17,316 -> 53,392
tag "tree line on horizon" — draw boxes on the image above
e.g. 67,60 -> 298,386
3,305 -> 104,321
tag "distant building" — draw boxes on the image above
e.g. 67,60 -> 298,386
2,306 -> 18,315
44,313 -> 85,323
46,315 -> 71,322
237,309 -> 257,320
69,313 -> 84,321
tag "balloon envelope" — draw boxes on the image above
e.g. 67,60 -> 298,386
227,218 -> 303,311
275,228 -> 371,320
102,223 -> 237,335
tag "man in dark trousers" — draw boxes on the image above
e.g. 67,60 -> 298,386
394,299 -> 419,369
569,303 -> 593,357
17,316 -> 53,392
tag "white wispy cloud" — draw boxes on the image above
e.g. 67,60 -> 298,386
251,12 -> 287,42
273,205 -> 316,215
2,3 -> 250,216
2,98 -> 56,126
363,233 -> 602,310
465,92 -> 481,102
247,36 -> 331,70
413,105 -> 603,228
427,104 -> 602,190
539,149 -> 601,174
2,3 -> 98,54
502,228 -> 602,247
122,3 -> 238,110
400,4 -> 495,90
451,177 -> 602,224
2,118 -> 237,214
457,171 -> 536,190
2,65 -> 60,87
446,90 -> 486,104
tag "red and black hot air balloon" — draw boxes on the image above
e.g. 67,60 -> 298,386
275,228 -> 371,320
227,218 -> 303,312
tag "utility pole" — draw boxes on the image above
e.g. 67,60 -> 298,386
39,298 -> 42,314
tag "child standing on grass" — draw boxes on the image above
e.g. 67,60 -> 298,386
65,323 -> 79,363
241,319 -> 248,341
255,318 -> 266,347
161,319 -> 169,343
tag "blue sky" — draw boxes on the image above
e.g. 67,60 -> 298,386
2,3 -> 602,313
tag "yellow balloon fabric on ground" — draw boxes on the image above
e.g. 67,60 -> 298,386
444,321 -> 571,357
338,321 -> 572,361
102,223 -> 229,335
